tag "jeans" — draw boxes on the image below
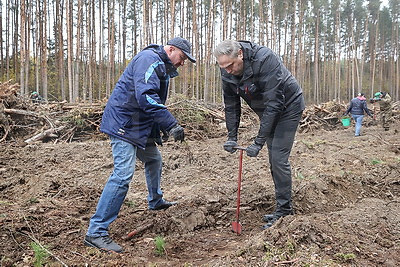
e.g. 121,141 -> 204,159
87,135 -> 163,237
265,109 -> 303,216
351,114 -> 364,136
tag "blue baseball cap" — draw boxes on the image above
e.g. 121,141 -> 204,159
167,37 -> 196,63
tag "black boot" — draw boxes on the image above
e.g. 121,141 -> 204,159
262,216 -> 279,230
262,211 -> 293,230
262,213 -> 277,222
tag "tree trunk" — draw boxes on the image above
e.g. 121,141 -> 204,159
20,0 -> 26,95
74,0 -> 83,102
41,0 -> 48,101
56,0 -> 65,101
313,8 -> 320,104
66,0 -> 74,102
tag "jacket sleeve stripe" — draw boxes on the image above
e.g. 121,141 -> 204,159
146,94 -> 166,108
145,61 -> 164,83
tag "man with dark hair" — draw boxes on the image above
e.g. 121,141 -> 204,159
214,40 -> 305,230
84,37 -> 196,253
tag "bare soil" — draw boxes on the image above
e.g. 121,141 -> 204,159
1,118 -> 399,266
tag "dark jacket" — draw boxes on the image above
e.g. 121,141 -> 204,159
220,41 -> 305,145
100,44 -> 178,149
346,97 -> 372,116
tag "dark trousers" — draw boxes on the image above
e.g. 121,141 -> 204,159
266,109 -> 303,216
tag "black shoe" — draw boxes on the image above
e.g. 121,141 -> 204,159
84,235 -> 123,253
150,200 -> 177,210
262,213 -> 277,222
261,212 -> 293,230
262,216 -> 281,230
263,210 -> 293,222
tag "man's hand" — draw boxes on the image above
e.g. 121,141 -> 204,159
223,140 -> 238,153
169,124 -> 184,142
246,143 -> 263,157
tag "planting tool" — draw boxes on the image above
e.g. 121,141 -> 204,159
232,146 -> 246,235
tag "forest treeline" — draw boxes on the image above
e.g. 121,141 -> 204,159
0,0 -> 399,104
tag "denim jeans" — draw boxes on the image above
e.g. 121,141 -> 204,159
351,114 -> 364,136
87,135 -> 163,237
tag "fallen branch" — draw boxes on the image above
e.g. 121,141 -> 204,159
4,108 -> 39,117
273,258 -> 299,265
24,126 -> 66,144
4,108 -> 55,128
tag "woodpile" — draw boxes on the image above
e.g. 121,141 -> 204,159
0,83 -> 228,144
299,101 -> 347,133
1,80 -> 399,144
0,81 -> 105,144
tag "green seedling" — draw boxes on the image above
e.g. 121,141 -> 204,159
30,242 -> 49,267
295,171 -> 305,180
125,200 -> 136,208
334,253 -> 356,263
0,200 -> 13,205
28,197 -> 39,204
371,159 -> 383,165
301,139 -> 326,149
263,240 -> 296,262
154,236 -> 166,256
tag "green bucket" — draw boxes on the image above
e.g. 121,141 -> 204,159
341,117 -> 351,127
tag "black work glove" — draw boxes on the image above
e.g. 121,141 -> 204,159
161,129 -> 169,142
169,124 -> 185,142
223,139 -> 238,153
246,143 -> 263,157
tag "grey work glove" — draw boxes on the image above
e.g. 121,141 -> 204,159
223,139 -> 238,153
169,124 -> 185,142
246,143 -> 263,157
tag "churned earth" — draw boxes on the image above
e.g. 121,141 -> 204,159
1,117 -> 399,266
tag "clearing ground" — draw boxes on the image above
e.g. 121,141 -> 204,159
1,103 -> 400,266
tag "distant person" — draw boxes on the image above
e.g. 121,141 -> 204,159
344,93 -> 373,136
30,91 -> 44,103
214,40 -> 305,230
371,91 -> 392,131
84,37 -> 196,253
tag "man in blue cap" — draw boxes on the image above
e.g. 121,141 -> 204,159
84,37 -> 196,253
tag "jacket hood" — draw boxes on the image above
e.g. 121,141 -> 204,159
143,44 -> 179,78
238,41 -> 264,81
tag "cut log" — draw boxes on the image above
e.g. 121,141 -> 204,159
24,126 -> 66,144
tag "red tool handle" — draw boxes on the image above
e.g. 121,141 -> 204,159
235,149 -> 243,225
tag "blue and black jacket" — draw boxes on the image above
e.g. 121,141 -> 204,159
100,44 -> 178,149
